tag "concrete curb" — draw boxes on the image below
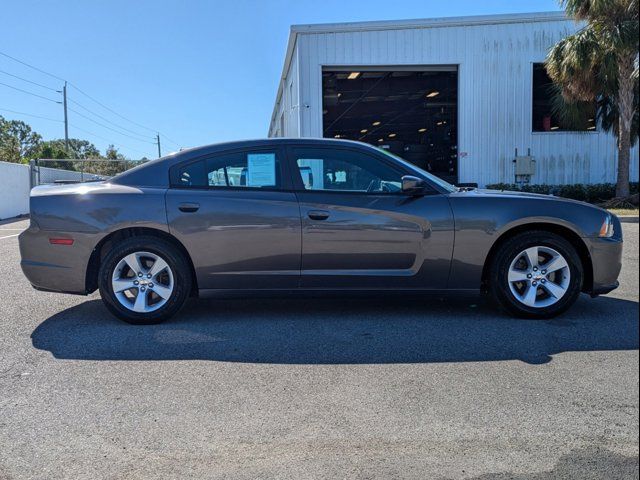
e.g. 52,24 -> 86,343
618,216 -> 639,224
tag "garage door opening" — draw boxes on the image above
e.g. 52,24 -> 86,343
322,67 -> 458,184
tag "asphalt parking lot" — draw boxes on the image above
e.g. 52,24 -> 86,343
0,218 -> 638,480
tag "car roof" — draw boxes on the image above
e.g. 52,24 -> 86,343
167,137 -> 371,157
112,138 -> 378,187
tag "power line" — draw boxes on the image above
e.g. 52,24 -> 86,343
0,50 -> 177,154
67,97 -> 155,140
69,123 -> 152,158
67,107 -> 157,144
68,83 -> 160,134
0,107 -> 62,123
0,81 -> 61,103
67,84 -> 181,147
0,69 -> 58,92
0,108 -> 150,158
0,49 -> 160,131
159,133 -> 181,148
0,50 -> 66,82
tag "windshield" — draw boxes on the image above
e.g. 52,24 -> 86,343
377,148 -> 458,193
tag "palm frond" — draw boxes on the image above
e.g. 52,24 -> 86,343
562,0 -> 633,22
549,83 -> 596,130
545,26 -> 602,101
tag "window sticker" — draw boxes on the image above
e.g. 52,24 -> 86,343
247,153 -> 276,186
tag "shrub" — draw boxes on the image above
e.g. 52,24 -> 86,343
484,182 -> 639,204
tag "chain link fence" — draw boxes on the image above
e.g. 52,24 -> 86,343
30,159 -> 149,187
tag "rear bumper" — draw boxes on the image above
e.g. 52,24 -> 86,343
19,227 -> 98,295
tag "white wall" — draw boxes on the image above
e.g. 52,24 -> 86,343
0,161 -> 30,220
270,12 -> 640,187
0,162 -> 104,220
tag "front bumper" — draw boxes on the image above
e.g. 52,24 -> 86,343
584,235 -> 623,297
590,281 -> 620,297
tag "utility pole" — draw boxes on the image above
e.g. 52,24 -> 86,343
62,81 -> 69,153
156,133 -> 162,158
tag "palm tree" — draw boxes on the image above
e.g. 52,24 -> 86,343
546,0 -> 638,198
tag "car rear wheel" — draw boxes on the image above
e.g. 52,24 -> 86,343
489,231 -> 583,319
98,236 -> 191,324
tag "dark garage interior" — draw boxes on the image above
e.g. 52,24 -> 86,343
322,67 -> 458,184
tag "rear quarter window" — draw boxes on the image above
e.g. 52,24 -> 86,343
170,160 -> 207,187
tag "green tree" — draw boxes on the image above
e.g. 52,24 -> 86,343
76,144 -> 127,177
33,141 -> 69,160
105,144 -> 126,160
546,0 -> 639,198
0,115 -> 42,163
67,139 -> 101,159
29,139 -> 103,178
31,139 -> 102,160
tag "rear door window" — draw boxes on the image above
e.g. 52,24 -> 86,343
171,149 -> 283,189
206,152 -> 280,188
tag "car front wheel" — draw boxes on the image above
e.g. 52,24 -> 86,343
98,236 -> 191,324
489,231 -> 583,319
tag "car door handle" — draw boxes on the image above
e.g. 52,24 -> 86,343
307,210 -> 330,221
178,202 -> 200,213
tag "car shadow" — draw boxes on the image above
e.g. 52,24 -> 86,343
465,446 -> 638,479
31,295 -> 638,365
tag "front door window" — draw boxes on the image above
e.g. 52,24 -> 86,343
292,148 -> 403,194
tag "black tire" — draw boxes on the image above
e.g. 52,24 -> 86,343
489,231 -> 584,319
98,236 -> 192,324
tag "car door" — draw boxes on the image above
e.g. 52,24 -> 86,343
286,145 -> 454,290
166,146 -> 301,290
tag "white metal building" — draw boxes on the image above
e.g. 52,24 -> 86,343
268,11 -> 639,187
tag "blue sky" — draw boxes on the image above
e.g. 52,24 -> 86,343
1,0 -> 561,159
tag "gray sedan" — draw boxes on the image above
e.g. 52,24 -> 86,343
19,138 -> 622,324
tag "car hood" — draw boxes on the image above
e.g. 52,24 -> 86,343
473,188 -> 560,199
458,188 -> 605,209
448,188 -> 613,237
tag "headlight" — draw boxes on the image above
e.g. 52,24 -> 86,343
599,214 -> 615,238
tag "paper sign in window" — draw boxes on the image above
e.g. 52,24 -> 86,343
247,153 -> 276,187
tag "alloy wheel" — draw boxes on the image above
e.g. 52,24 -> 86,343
507,246 -> 571,309
111,251 -> 174,313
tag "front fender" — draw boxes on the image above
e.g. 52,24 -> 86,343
446,191 -> 610,290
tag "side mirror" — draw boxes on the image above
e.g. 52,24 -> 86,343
401,175 -> 427,196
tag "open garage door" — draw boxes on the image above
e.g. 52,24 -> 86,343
322,67 -> 458,184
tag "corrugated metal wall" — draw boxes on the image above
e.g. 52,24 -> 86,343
271,15 -> 639,187
271,43 -> 300,138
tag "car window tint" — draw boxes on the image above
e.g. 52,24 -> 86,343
171,151 -> 282,189
292,148 -> 402,193
206,151 -> 280,188
175,160 -> 206,187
